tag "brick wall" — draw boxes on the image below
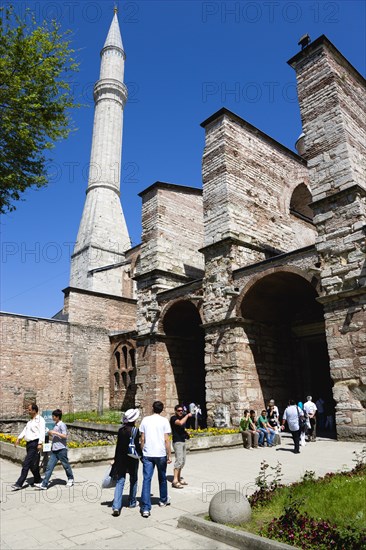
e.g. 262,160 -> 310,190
0,313 -> 111,416
63,288 -> 136,331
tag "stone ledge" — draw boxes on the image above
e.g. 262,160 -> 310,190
187,433 -> 243,451
0,441 -> 115,466
68,421 -> 120,433
178,513 -> 296,550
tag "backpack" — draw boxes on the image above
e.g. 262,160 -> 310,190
127,427 -> 140,459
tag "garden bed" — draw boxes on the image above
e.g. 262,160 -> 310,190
180,451 -> 366,550
0,438 -> 114,466
0,429 -> 245,467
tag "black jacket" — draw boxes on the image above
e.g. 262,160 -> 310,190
110,424 -> 141,477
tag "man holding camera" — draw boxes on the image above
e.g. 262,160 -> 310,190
170,404 -> 191,489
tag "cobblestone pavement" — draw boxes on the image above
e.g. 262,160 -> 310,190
1,435 -> 364,549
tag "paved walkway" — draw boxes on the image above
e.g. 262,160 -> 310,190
1,435 -> 364,549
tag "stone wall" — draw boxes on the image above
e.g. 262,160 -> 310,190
138,183 -> 204,279
136,183 -> 204,336
62,287 -> 136,331
289,36 -> 366,439
322,294 -> 366,439
1,313 -> 112,417
201,109 -> 316,254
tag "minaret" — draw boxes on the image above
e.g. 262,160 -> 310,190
69,9 -> 131,296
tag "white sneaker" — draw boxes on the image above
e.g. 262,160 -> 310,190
66,479 -> 74,487
33,483 -> 43,488
158,496 -> 171,507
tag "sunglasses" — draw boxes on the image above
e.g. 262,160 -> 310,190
176,409 -> 183,412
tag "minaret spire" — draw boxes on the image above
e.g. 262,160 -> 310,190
69,10 -> 131,296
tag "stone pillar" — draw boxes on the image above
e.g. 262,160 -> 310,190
135,336 -> 171,416
204,322 -> 259,426
201,227 -> 269,425
289,36 -> 366,439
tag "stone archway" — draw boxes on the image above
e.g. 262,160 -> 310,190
239,271 -> 335,432
162,300 -> 206,420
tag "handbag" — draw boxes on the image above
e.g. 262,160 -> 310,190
297,408 -> 307,431
127,427 -> 140,459
102,466 -> 117,489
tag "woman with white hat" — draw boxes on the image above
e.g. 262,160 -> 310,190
110,408 -> 141,516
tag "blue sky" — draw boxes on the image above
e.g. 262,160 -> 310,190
1,0 -> 365,318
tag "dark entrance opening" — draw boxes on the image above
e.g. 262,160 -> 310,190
163,300 -> 206,423
240,271 -> 335,435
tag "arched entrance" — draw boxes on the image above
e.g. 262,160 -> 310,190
162,300 -> 206,420
239,271 -> 334,431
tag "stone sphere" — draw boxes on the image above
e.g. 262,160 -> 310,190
209,490 -> 252,525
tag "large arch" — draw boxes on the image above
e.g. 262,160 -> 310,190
239,270 -> 335,431
162,300 -> 206,420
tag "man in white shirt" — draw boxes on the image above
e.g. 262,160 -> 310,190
139,401 -> 172,517
281,399 -> 304,454
12,403 -> 45,490
304,396 -> 317,442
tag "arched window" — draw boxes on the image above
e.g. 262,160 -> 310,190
129,349 -> 136,369
122,371 -> 130,389
290,183 -> 313,222
115,351 -> 121,370
122,346 -> 128,369
114,372 -> 120,390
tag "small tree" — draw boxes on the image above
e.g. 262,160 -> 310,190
0,6 -> 79,213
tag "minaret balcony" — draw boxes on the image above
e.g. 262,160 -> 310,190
101,44 -> 126,60
93,79 -> 127,107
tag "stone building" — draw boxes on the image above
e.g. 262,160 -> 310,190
0,12 -> 365,440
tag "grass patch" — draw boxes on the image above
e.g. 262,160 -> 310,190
228,459 -> 366,550
241,473 -> 366,534
62,410 -> 122,424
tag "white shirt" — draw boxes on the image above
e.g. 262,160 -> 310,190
283,405 -> 303,432
304,401 -> 317,417
139,414 -> 171,457
18,414 -> 46,443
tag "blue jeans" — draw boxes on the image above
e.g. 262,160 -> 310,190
42,448 -> 73,486
258,428 -> 275,446
256,430 -> 265,445
141,456 -> 168,512
112,471 -> 138,510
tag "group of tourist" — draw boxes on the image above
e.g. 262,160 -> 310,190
11,401 -> 190,519
239,400 -> 281,449
11,395 -> 326,517
239,396 -> 320,454
110,401 -> 195,517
